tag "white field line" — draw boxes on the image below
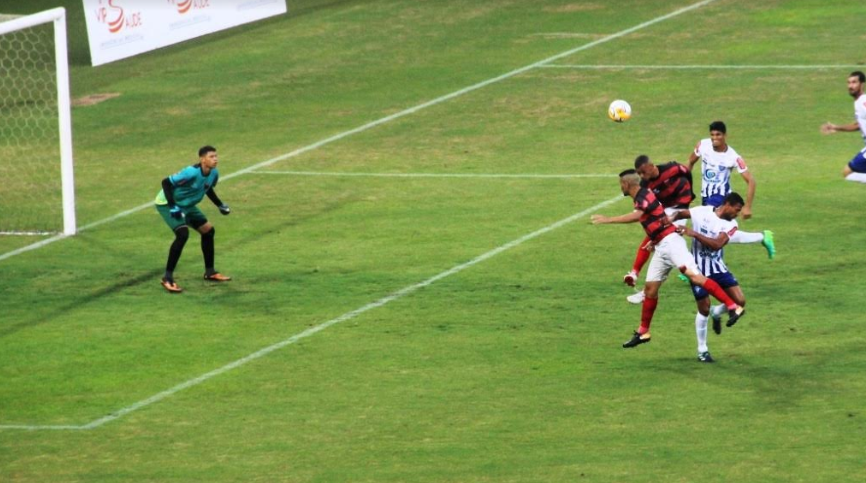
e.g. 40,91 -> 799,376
0,0 -> 717,264
251,170 -> 616,179
0,195 -> 623,431
541,64 -> 864,70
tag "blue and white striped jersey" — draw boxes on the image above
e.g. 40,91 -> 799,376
694,139 -> 748,199
689,205 -> 738,275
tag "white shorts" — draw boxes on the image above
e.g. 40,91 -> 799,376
646,232 -> 699,283
665,207 -> 688,227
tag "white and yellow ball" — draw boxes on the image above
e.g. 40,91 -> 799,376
608,99 -> 632,122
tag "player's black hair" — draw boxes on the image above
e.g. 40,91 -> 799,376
709,121 -> 727,134
851,71 -> 866,83
619,168 -> 637,177
633,155 -> 651,169
198,145 -> 217,157
724,192 -> 745,207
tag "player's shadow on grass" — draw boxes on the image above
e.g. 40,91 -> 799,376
0,269 -> 162,339
1,194 -> 352,339
644,352 -> 834,412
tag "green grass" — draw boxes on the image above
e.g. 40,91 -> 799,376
2,0 -> 866,481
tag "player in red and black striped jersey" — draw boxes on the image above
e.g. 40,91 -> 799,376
638,157 -> 694,209
591,170 -> 745,350
633,183 -> 678,244
622,155 -> 695,301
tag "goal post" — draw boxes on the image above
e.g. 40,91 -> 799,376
0,7 -> 76,236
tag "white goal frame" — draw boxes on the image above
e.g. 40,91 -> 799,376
0,7 -> 76,235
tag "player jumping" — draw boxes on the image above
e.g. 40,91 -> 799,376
687,121 -> 775,259
592,168 -> 745,349
671,192 -> 749,363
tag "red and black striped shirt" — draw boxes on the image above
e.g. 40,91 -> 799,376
634,187 -> 676,243
641,161 -> 694,209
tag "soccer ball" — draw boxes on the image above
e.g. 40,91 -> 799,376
608,99 -> 632,122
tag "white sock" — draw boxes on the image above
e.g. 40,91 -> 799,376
845,172 -> 866,183
695,312 -> 709,353
730,230 -> 764,244
710,304 -> 726,319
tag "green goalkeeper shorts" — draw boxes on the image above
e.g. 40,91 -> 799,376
156,204 -> 208,232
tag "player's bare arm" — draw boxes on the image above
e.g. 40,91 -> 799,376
687,151 -> 699,170
739,170 -> 756,219
821,121 -> 859,134
591,210 -> 642,225
679,226 -> 730,251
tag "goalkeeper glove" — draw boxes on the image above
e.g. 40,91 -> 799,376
218,204 -> 231,215
169,206 -> 184,219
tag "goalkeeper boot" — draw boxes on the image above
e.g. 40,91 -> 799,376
204,272 -> 232,282
622,331 -> 651,348
762,230 -> 775,260
161,278 -> 183,293
727,306 -> 746,327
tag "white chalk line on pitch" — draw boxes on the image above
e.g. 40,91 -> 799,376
0,195 -> 623,431
541,64 -> 864,70
0,0 -> 718,264
251,171 -> 616,179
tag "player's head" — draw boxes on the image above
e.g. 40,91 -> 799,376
633,155 -> 658,181
848,71 -> 865,98
198,145 -> 218,169
717,192 -> 745,220
709,121 -> 727,148
618,169 -> 640,196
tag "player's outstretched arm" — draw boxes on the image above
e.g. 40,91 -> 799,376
822,121 -> 859,134
206,188 -> 230,215
591,210 -> 641,225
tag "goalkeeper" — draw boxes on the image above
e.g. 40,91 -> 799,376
154,145 -> 231,293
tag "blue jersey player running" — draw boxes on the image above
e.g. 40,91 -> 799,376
687,121 -> 775,259
155,145 -> 232,293
671,193 -> 748,363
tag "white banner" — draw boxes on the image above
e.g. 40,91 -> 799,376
82,0 -> 287,66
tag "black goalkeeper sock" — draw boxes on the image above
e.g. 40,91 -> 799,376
166,227 -> 189,277
201,227 -> 215,273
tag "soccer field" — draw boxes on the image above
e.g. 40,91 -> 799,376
1,0 -> 865,481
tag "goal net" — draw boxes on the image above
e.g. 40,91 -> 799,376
0,8 -> 75,236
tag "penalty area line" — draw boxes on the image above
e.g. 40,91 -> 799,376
0,195 -> 623,431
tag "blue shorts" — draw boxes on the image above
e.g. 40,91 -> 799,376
691,271 -> 739,300
848,147 -> 866,173
702,194 -> 727,208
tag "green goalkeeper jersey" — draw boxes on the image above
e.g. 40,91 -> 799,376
155,164 -> 219,208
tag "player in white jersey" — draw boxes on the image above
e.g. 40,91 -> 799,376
688,121 -> 775,260
820,71 -> 866,183
670,192 -> 748,363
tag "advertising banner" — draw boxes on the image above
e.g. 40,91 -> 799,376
82,0 -> 287,66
